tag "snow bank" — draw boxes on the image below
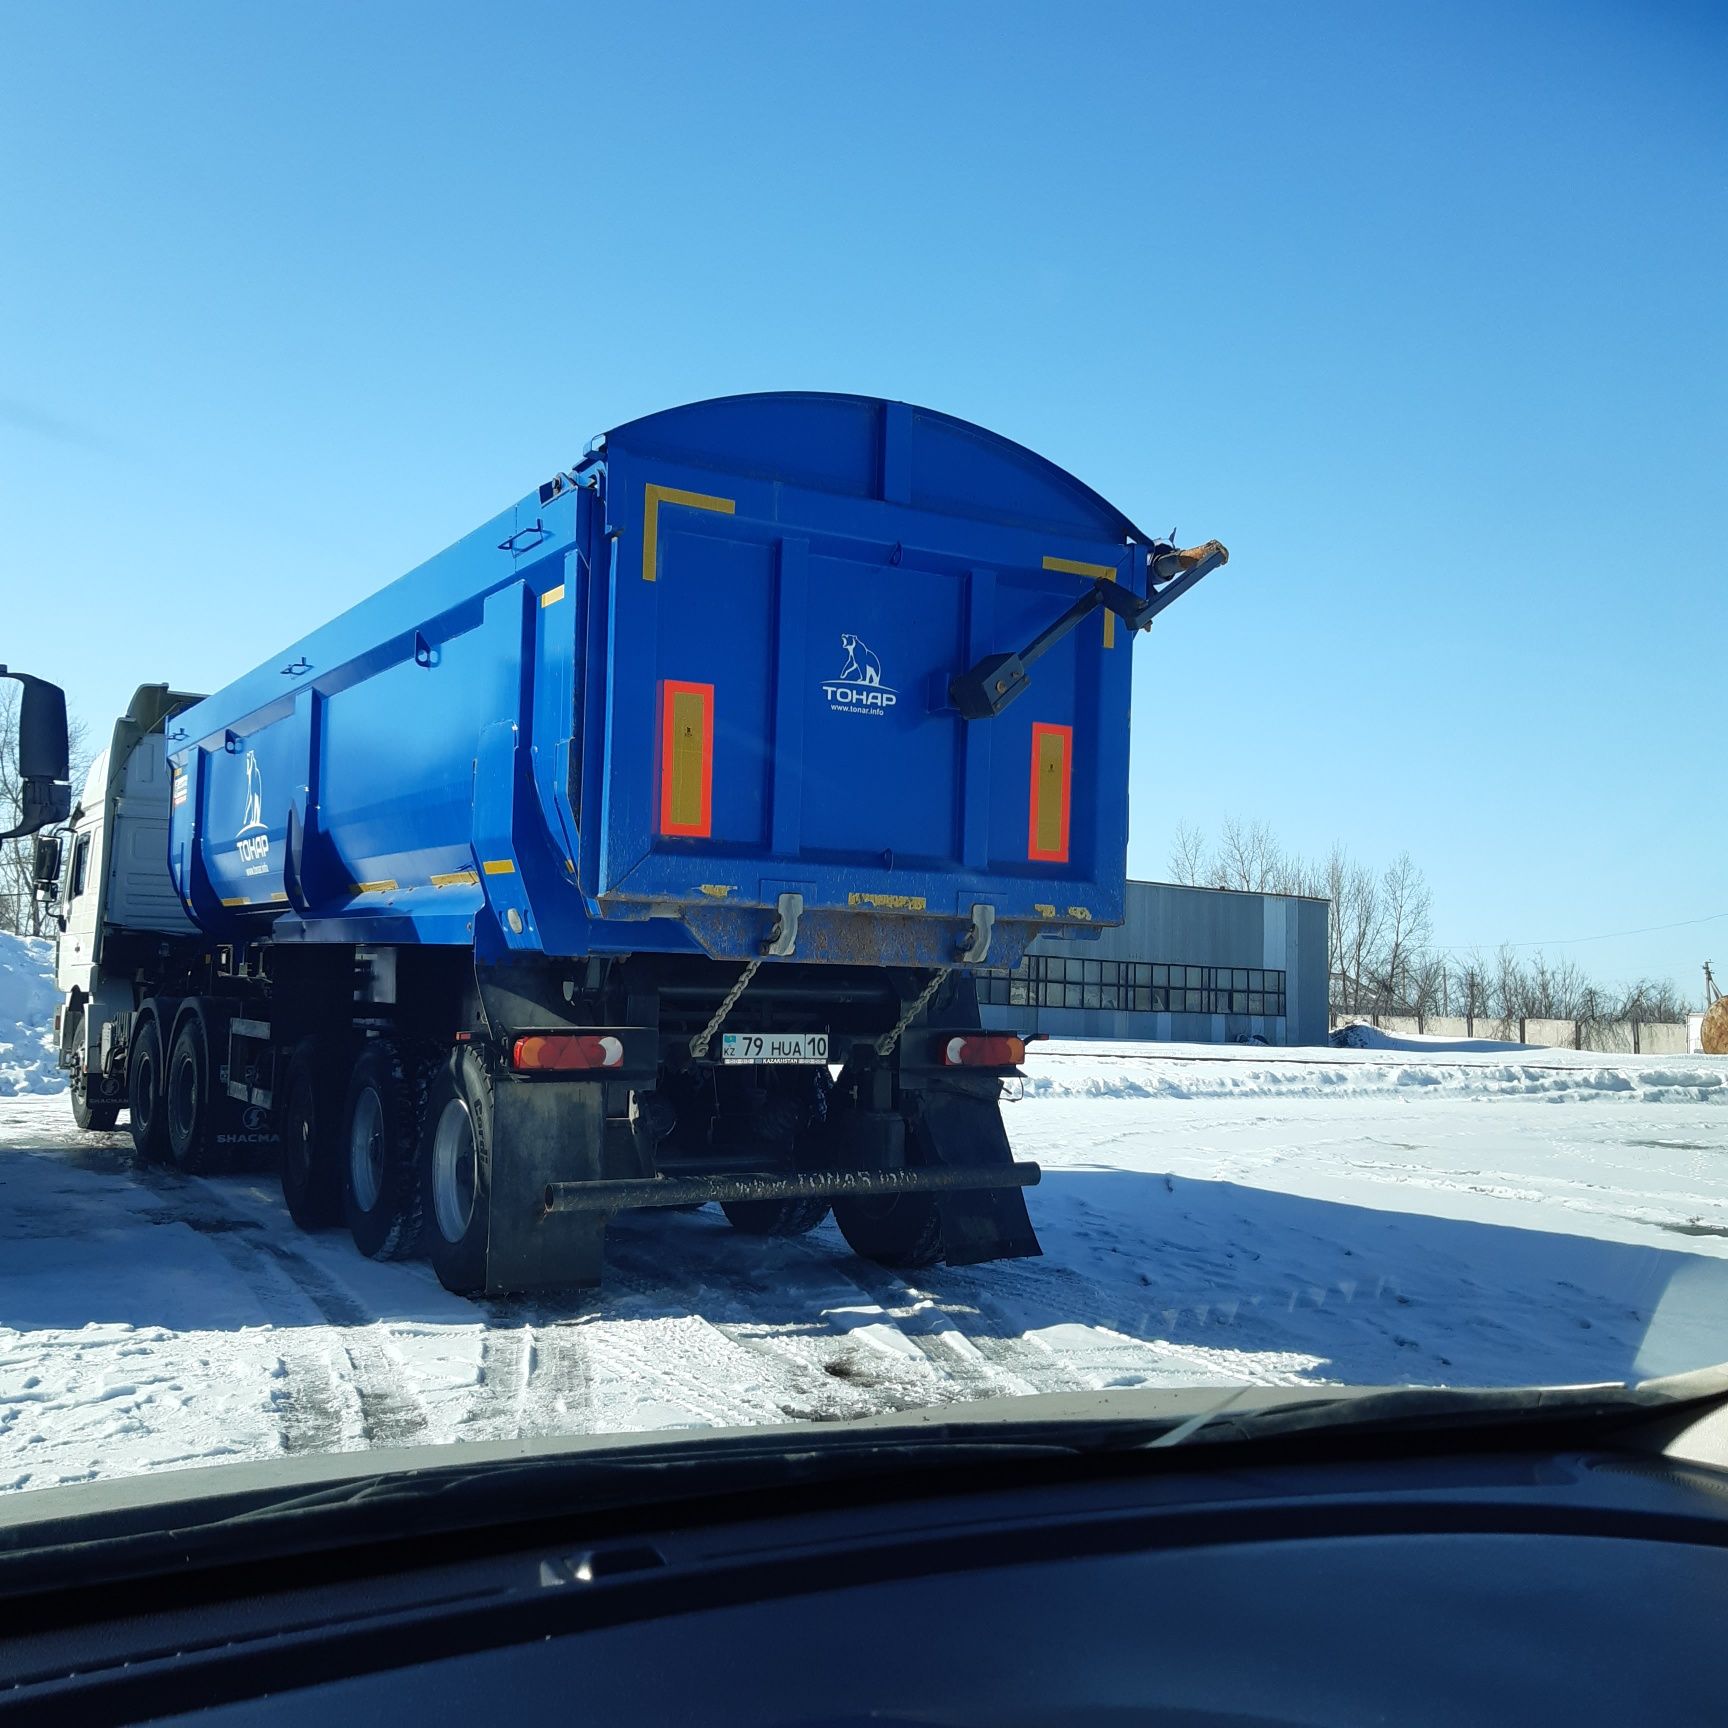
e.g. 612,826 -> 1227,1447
0,931 -> 64,1097
1019,1039 -> 1727,1106
1330,1022 -> 1530,1054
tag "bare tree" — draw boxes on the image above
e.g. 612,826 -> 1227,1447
1329,846 -> 1383,1015
1615,976 -> 1692,1023
1169,818 -> 1695,1028
1372,851 -> 1432,1012
1213,817 -> 1283,893
1167,821 -> 1209,887
1453,949 -> 1490,1022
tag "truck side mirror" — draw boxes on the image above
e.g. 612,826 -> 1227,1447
0,666 -> 72,841
31,831 -> 63,896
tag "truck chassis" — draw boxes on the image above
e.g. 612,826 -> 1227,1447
84,939 -> 1038,1296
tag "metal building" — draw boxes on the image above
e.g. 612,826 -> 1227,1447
977,880 -> 1330,1047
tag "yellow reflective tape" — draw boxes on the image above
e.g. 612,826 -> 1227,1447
1030,725 -> 1072,862
220,896 -> 249,907
643,483 -> 735,582
662,685 -> 712,833
540,583 -> 566,608
431,869 -> 480,889
1066,905 -> 1093,921
268,892 -> 289,903
1044,554 -> 1118,648
698,883 -> 734,899
847,892 -> 928,911
482,859 -> 516,876
351,879 -> 398,895
1034,902 -> 1057,918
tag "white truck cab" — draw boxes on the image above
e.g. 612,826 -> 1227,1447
42,686 -> 202,1127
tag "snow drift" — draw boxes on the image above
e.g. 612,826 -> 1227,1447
0,930 -> 64,1097
1330,1021 -> 1530,1054
1019,1039 -> 1727,1106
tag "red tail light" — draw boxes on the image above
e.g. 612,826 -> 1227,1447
512,1033 -> 624,1072
939,1034 -> 1027,1067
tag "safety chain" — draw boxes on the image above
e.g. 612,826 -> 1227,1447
689,957 -> 763,1059
875,967 -> 952,1058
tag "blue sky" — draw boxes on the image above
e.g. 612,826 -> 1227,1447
2,2 -> 1723,996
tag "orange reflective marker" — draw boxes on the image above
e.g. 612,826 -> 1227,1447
1028,722 -> 1072,863
659,680 -> 714,838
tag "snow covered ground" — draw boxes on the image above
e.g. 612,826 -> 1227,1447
2,1039 -> 1726,1496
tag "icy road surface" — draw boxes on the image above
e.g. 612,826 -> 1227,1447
3,1043 -> 1726,1494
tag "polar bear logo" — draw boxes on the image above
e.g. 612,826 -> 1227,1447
240,751 -> 266,834
839,633 -> 882,686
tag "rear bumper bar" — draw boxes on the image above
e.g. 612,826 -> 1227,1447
542,1161 -> 1042,1215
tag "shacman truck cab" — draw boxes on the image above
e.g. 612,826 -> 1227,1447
3,392 -> 1223,1295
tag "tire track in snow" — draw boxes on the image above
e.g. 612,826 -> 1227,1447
603,1222 -> 1044,1418
516,1312 -> 597,1435
123,1161 -> 432,1450
467,1306 -> 596,1441
158,1222 -> 354,1456
254,1241 -> 432,1447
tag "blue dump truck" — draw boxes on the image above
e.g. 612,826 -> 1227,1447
5,393 -> 1222,1294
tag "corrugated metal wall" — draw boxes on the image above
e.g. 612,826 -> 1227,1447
978,880 -> 1331,1047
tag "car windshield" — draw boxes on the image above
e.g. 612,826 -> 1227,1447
0,5 -> 1723,1516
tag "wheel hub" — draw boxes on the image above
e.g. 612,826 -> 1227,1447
349,1087 -> 385,1212
432,1096 -> 477,1243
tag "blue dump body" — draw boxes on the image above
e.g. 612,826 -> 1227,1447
167,393 -> 1166,973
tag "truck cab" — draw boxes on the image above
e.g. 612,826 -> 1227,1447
42,687 -> 202,1128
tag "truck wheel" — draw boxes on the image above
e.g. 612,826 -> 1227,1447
719,1069 -> 833,1237
279,1039 -> 343,1230
71,1084 -> 121,1134
422,1047 -> 493,1295
166,1010 -> 222,1175
720,1196 -> 832,1236
832,1192 -> 945,1268
129,1014 -> 170,1163
342,1040 -> 424,1260
64,1010 -> 120,1132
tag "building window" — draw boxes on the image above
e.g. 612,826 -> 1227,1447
975,957 -> 1287,1017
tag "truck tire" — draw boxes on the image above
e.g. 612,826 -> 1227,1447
719,1069 -> 833,1238
721,1195 -> 833,1236
66,1010 -> 120,1132
166,1008 -> 223,1175
342,1039 -> 425,1261
829,1077 -> 945,1268
129,1013 -> 170,1164
832,1191 -> 944,1268
422,1046 -> 493,1295
71,1085 -> 121,1134
279,1039 -> 344,1231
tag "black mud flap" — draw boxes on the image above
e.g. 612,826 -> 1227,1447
211,1099 -> 283,1172
915,1077 -> 1042,1266
483,1076 -> 609,1296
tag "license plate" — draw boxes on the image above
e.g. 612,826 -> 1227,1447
720,1032 -> 829,1065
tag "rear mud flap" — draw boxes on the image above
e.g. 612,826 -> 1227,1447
937,1184 -> 1040,1265
483,1077 -> 610,1296
914,1078 -> 1042,1265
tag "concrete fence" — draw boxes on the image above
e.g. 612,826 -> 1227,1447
1330,1012 -> 1690,1055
